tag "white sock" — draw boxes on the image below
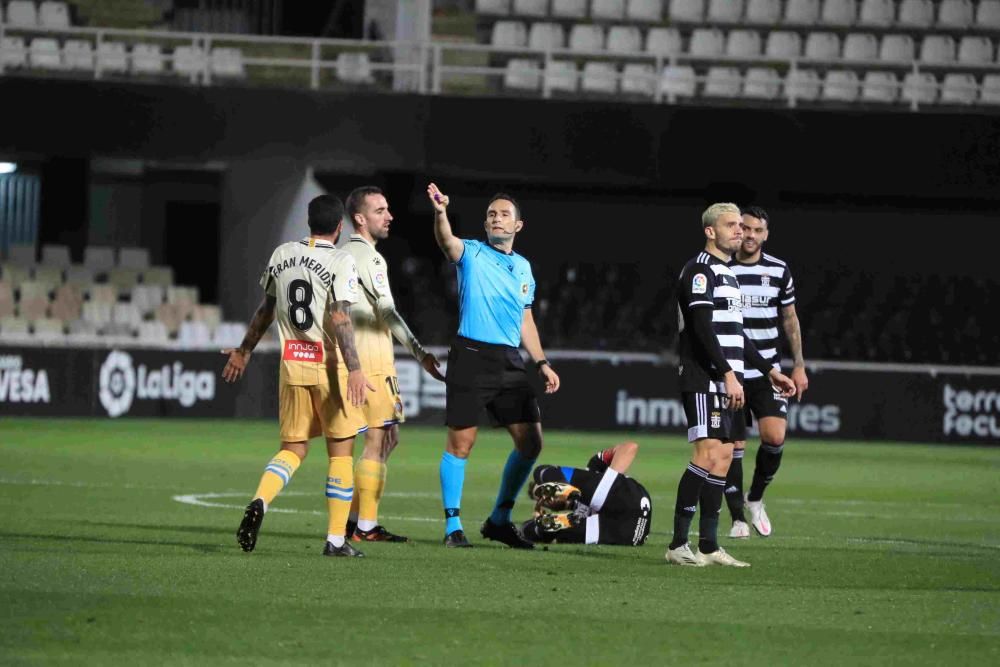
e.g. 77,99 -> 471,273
357,519 -> 378,532
326,534 -> 345,547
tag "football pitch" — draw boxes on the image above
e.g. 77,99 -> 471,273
1,419 -> 998,665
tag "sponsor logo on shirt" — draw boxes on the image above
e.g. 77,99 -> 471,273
283,340 -> 324,362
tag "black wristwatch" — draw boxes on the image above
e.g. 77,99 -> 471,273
535,359 -> 550,370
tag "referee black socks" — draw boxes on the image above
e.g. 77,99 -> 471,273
725,448 -> 746,522
669,463 -> 708,550
748,442 -> 784,502
698,473 -> 726,555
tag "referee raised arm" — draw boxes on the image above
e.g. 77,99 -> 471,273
427,182 -> 560,549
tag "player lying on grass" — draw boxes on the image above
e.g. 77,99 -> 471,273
520,442 -> 652,546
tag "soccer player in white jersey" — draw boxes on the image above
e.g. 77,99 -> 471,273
725,206 -> 809,538
222,194 -> 374,558
340,185 -> 444,543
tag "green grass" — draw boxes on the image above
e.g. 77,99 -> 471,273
1,419 -> 999,665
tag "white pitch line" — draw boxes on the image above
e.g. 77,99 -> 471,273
171,491 -> 439,523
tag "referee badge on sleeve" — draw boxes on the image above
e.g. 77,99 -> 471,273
521,283 -> 529,295
692,273 -> 708,294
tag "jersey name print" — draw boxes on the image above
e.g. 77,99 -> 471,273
730,252 -> 796,380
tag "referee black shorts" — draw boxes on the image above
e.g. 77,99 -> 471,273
445,336 -> 541,428
744,376 -> 789,425
682,392 -> 746,443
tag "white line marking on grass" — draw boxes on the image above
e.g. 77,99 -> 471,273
171,491 -> 439,523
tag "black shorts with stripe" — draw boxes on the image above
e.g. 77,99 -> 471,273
744,376 -> 789,424
682,391 -> 747,443
445,336 -> 541,428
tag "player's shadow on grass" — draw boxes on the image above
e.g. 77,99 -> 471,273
0,530 -> 224,554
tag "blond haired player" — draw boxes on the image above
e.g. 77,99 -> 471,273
222,194 -> 374,558
341,186 -> 445,543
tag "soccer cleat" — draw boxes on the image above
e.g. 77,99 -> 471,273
353,525 -> 408,543
322,540 -> 365,558
531,481 -> 582,511
536,511 -> 579,533
696,547 -> 750,568
729,520 -> 751,539
745,497 -> 772,537
236,498 -> 264,553
665,543 -> 705,566
444,529 -> 472,548
480,518 -> 535,549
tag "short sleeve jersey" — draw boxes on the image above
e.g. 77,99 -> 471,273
260,237 -> 359,386
730,252 -> 796,381
339,234 -> 396,376
455,239 -> 535,348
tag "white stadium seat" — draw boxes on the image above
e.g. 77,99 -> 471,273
822,69 -> 860,100
902,71 -> 938,104
476,0 -> 512,14
97,42 -> 128,73
766,31 -> 802,58
898,0 -> 933,27
981,75 -> 1000,104
84,246 -> 116,271
39,1 -> 71,29
65,265 -> 94,284
491,21 -> 528,48
211,47 -> 245,78
591,0 -> 626,20
131,43 -> 165,74
689,28 -> 725,57
621,63 -> 656,95
920,36 -> 955,63
858,0 -> 894,26
626,0 -> 662,21
131,285 -> 165,315
1,263 -> 31,285
707,0 -> 743,22
659,65 -> 697,98
29,38 -> 63,70
804,32 -> 841,60
82,302 -> 113,328
726,30 -> 762,57
843,33 -> 878,61
528,23 -> 565,51
212,322 -> 247,349
137,321 -> 170,345
581,62 -> 618,93
41,245 -> 71,267
861,71 -> 900,102
569,25 -> 605,52
646,28 -> 683,56
111,303 -> 142,330
32,266 -> 63,292
173,45 -> 205,77
743,66 -> 781,98
178,321 -> 213,348
785,68 -> 822,100
978,1 -> 1000,28
937,0 -> 974,27
6,1 -> 38,27
335,52 -> 372,83
513,0 -> 548,16
785,0 -> 821,24
820,0 -> 857,25
940,73 -> 977,104
552,0 -> 587,18
1,37 -> 28,69
192,304 -> 222,328
86,284 -> 117,305
746,0 -> 781,23
703,67 -> 742,97
544,60 -> 578,92
19,280 -> 51,302
880,34 -> 915,63
607,26 -> 642,54
33,318 -> 65,341
118,247 -> 151,270
142,266 -> 174,287
0,316 -> 31,340
108,268 -> 141,295
668,0 -> 705,21
7,244 -> 35,266
63,40 -> 95,70
958,37 -> 994,65
167,285 -> 199,306
504,58 -> 540,89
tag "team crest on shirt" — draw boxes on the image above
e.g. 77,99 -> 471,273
375,272 -> 386,286
692,273 -> 708,294
761,275 -> 771,288
710,411 -> 721,429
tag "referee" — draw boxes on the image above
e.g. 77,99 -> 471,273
426,182 -> 561,549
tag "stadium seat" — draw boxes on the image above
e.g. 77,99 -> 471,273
843,33 -> 878,61
646,28 -> 683,55
476,0 -> 512,14
7,244 -> 35,266
108,268 -> 141,296
747,0 -> 782,22
528,23 -> 565,51
897,0 -> 933,26
141,266 -> 174,287
63,40 -> 95,70
29,38 -> 63,70
766,31 -> 802,58
40,244 -> 71,267
33,317 -> 66,341
86,284 -> 117,305
607,26 -> 642,53
668,0 -> 705,21
804,32 -> 841,60
97,42 -> 128,74
167,285 -> 199,306
920,35 -> 955,63
569,25 -> 605,52
902,71 -> 938,104
155,302 -> 184,335
552,0 -> 587,17
940,73 -> 977,104
937,0 -> 974,27
178,321 -> 213,348
880,34 -> 915,62
0,317 -> 31,339
858,0 -> 894,26
545,60 -> 578,92
785,68 -> 822,100
0,284 -> 15,319
513,0 -> 548,16
743,66 -> 781,98
626,0 -> 662,21
131,44 -> 165,74
117,247 -> 150,270
978,0 -> 1000,28
335,53 -> 373,83
820,0 -> 857,25
707,0 -> 743,21
504,58 -> 541,89
958,36 -> 993,64
53,283 -> 83,305
49,294 -> 80,322
491,21 -> 528,48
39,1 -> 70,29
689,28 -> 725,57
591,0 -> 626,20
822,69 -> 860,100
82,301 -> 113,328
134,320 -> 168,345
65,264 -> 94,284
212,322 -> 247,348
981,74 -> 1000,104
31,266 -> 63,292
727,30 -> 762,57
192,304 -> 222,328
659,65 -> 697,98
785,0 -> 821,23
130,285 -> 165,315
581,62 -> 618,93
1,37 -> 28,69
210,47 -> 245,78
84,246 -> 115,272
19,280 -> 51,302
621,63 -> 656,95
6,1 -> 38,27
17,295 -> 49,321
173,45 -> 205,77
0,263 -> 31,285
703,67 -> 742,97
111,302 -> 142,330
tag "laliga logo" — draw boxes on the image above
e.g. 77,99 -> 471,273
99,350 -> 136,417
98,350 -> 215,418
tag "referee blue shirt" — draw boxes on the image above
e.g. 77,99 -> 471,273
455,239 -> 536,347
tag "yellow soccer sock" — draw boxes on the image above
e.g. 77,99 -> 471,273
326,456 -> 354,543
354,458 -> 383,531
253,450 -> 302,508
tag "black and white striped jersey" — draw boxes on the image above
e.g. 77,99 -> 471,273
676,252 -> 745,393
729,253 -> 796,381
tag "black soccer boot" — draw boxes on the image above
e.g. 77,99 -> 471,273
444,529 -> 472,548
480,518 -> 535,549
236,498 -> 265,553
322,540 -> 365,558
353,525 -> 409,543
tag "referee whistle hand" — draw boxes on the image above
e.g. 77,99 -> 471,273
220,349 -> 248,383
427,183 -> 449,211
540,365 -> 561,394
347,370 -> 375,407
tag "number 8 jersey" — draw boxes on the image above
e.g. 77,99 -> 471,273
259,236 -> 360,386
